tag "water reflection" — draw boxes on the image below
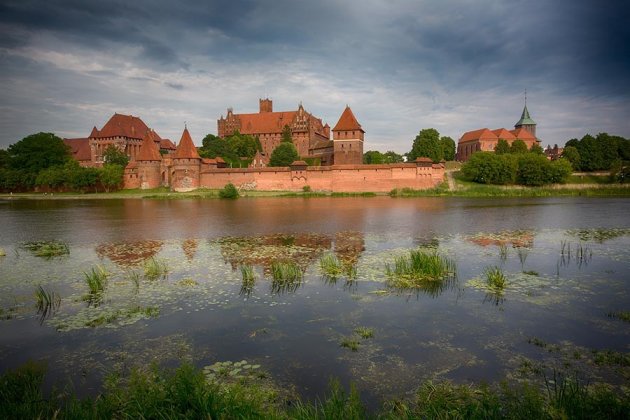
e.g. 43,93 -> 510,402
96,240 -> 163,267
182,239 -> 198,261
467,230 -> 534,248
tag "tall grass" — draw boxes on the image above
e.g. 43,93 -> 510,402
498,244 -> 508,262
84,266 -> 108,295
270,261 -> 303,293
240,264 -> 256,296
144,257 -> 169,280
385,250 -> 455,290
484,266 -> 507,289
34,285 -> 60,322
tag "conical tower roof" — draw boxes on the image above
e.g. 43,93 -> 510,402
136,130 -> 162,161
515,105 -> 536,127
173,127 -> 200,159
332,106 -> 364,132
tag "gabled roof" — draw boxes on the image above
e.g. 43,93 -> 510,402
235,111 -> 298,134
173,127 -> 200,159
159,139 -> 176,150
491,128 -> 516,140
136,130 -> 162,161
515,105 -> 536,127
90,126 -> 99,137
332,106 -> 364,132
511,127 -> 537,140
95,113 -> 151,139
459,128 -> 498,143
63,138 -> 91,161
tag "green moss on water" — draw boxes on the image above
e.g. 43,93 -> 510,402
607,311 -> 630,322
20,240 -> 69,258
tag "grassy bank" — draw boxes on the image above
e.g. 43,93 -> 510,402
1,362 -> 628,419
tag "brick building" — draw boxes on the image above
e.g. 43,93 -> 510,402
456,104 -> 541,161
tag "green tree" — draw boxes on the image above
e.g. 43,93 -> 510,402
99,164 -> 124,192
529,143 -> 544,155
494,139 -> 511,154
363,150 -> 384,164
103,145 -> 130,167
548,158 -> 573,184
440,136 -> 456,161
383,151 -> 404,163
229,133 -> 262,159
561,146 -> 580,170
408,128 -> 443,162
0,149 -> 9,168
461,152 -> 517,185
269,142 -> 299,167
510,140 -> 528,154
516,154 -> 552,186
281,125 -> 293,143
7,132 -> 70,174
219,183 -> 239,199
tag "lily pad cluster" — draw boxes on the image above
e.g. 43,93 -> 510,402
202,360 -> 262,384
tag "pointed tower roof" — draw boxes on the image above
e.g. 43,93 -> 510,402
515,105 -> 536,127
332,106 -> 364,132
89,126 -> 99,137
136,130 -> 162,161
173,127 -> 200,159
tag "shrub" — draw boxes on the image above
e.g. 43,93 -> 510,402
461,152 -> 517,184
219,183 -> 239,199
269,142 -> 299,167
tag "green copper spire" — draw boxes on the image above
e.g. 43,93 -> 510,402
515,104 -> 536,127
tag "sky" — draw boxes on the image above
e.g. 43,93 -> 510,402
0,0 -> 629,153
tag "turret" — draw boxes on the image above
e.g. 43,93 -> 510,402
332,106 -> 364,165
171,127 -> 201,192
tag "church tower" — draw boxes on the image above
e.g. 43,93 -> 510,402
514,100 -> 537,139
332,106 -> 364,165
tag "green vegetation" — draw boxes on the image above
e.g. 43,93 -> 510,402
407,128 -> 455,162
302,185 -> 311,192
565,132 -> 630,172
240,264 -> 256,295
484,266 -> 507,289
281,124 -> 292,143
362,150 -> 404,164
339,337 -> 360,352
103,145 -> 129,167
84,266 -> 108,297
269,142 -> 299,167
385,250 -> 455,290
607,311 -> 630,322
218,182 -> 239,199
499,244 -> 508,261
354,326 -> 374,339
270,261 -> 303,293
21,240 -> 69,258
144,257 -> 169,280
199,131 -> 262,168
523,270 -> 539,276
319,253 -> 358,280
85,306 -> 159,328
0,247 -> 5,257
330,191 -> 377,197
34,285 -> 60,320
2,362 -> 628,419
592,349 -> 630,367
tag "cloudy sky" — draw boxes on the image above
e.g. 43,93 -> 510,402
0,0 -> 628,153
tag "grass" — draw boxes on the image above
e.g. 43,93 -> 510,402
144,257 -> 169,280
354,326 -> 374,339
385,250 -> 455,290
484,266 -> 507,289
320,253 -> 343,277
607,311 -> 630,322
240,264 -> 256,296
270,261 -> 303,293
339,337 -> 360,352
523,270 -> 539,276
34,285 -> 60,321
592,349 -> 630,367
21,240 -> 69,258
83,265 -> 108,297
2,362 -> 628,419
498,243 -> 508,262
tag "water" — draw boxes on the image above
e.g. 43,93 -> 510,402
0,196 -> 629,407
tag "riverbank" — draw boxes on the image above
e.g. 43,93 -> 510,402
1,173 -> 629,200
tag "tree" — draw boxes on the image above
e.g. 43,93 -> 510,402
561,146 -> 580,170
383,151 -> 404,163
461,152 -> 517,185
103,145 -> 130,167
510,140 -> 528,154
363,150 -> 384,164
440,136 -> 456,161
408,128 -> 443,162
7,132 -> 70,173
281,125 -> 293,143
0,149 -> 9,168
199,134 -> 237,161
516,154 -> 549,186
529,143 -> 544,155
494,139 -> 511,154
269,142 -> 299,167
219,183 -> 239,199
229,133 -> 262,159
99,164 -> 124,192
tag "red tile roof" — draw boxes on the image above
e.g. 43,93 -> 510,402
236,111 -> 298,134
510,128 -> 537,140
93,113 -> 163,140
159,139 -> 176,150
173,128 -> 200,159
459,128 -> 498,143
136,130 -> 162,161
332,106 -> 364,132
491,128 -> 516,140
63,138 -> 91,161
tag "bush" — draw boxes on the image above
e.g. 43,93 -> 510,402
517,154 -> 550,186
461,152 -> 517,184
219,183 -> 239,199
269,142 -> 299,167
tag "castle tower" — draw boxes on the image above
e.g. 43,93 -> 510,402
514,102 -> 537,139
332,106 -> 364,165
259,98 -> 273,113
171,127 -> 201,192
134,130 -> 162,189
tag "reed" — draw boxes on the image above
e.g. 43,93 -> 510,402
240,264 -> 256,296
144,257 -> 169,280
339,337 -> 360,351
84,266 -> 108,295
34,285 -> 60,320
498,244 -> 508,262
270,261 -> 303,293
320,253 -> 343,278
385,250 -> 455,289
484,266 -> 507,290
354,327 -> 374,339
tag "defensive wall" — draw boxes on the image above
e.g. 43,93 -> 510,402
196,161 -> 444,193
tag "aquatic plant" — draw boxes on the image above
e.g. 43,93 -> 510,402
144,257 -> 169,280
523,270 -> 539,276
84,266 -> 108,296
84,306 -> 159,328
0,247 -> 5,256
21,240 -> 69,258
484,266 -> 507,290
270,261 -> 303,293
240,264 -> 256,296
320,253 -> 343,277
498,243 -> 508,262
517,247 -> 529,269
202,360 -> 262,384
591,349 -> 630,367
339,337 -> 360,352
354,327 -> 374,339
34,285 -> 60,322
607,311 -> 630,323
385,250 -> 455,290
127,271 -> 140,289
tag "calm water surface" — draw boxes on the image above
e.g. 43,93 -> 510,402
0,196 -> 629,406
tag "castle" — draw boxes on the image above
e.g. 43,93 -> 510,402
218,99 -> 364,166
64,101 -> 445,193
456,104 -> 541,161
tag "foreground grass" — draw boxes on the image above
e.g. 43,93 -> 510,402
1,362 -> 629,419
